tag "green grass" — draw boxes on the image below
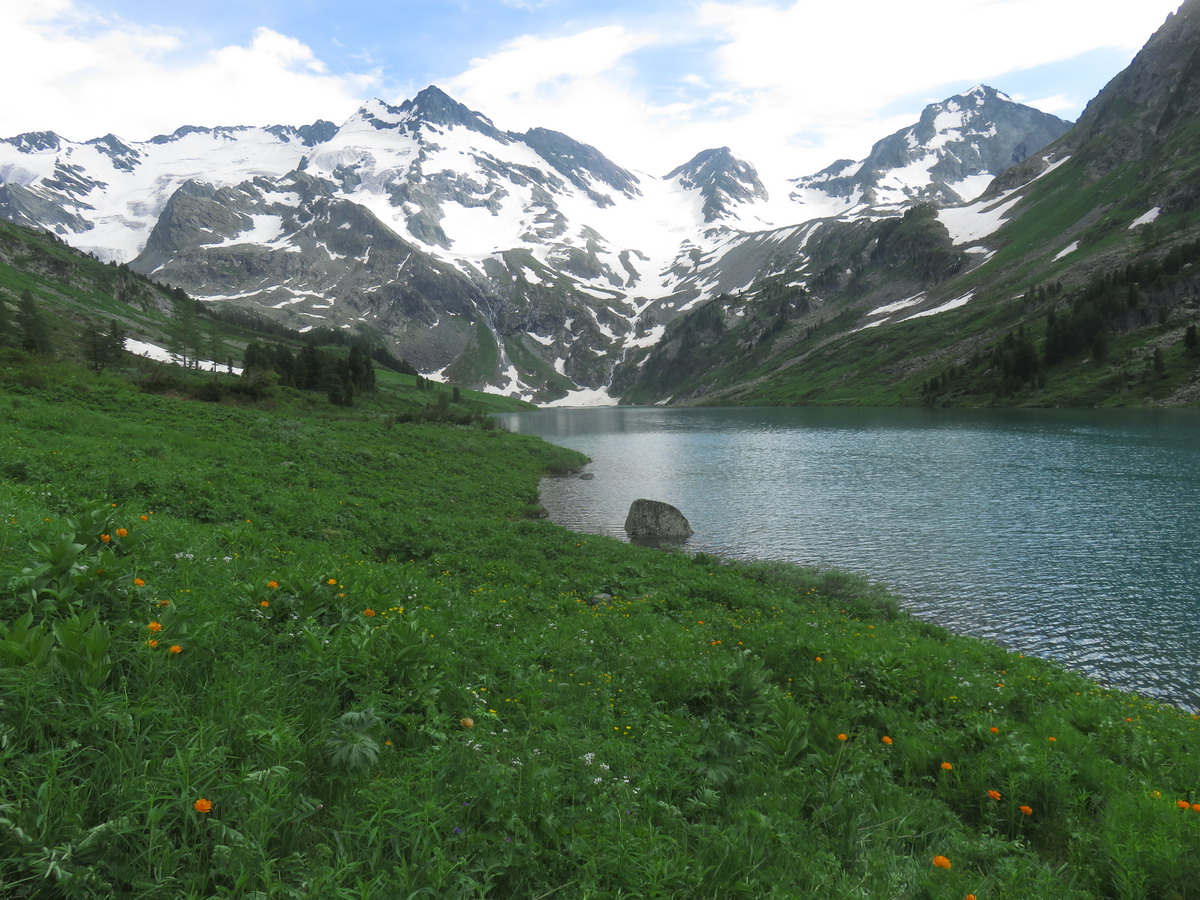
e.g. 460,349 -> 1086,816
1,352 -> 1199,898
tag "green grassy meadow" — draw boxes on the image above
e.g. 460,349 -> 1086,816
1,353 -> 1198,899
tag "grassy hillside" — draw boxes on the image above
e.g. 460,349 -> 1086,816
0,216 -> 530,417
1,352 -> 1197,898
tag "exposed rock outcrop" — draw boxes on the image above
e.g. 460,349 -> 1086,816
624,499 -> 693,539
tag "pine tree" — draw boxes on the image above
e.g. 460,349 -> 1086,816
300,344 -> 322,391
0,294 -> 12,348
81,318 -> 127,372
1185,324 -> 1199,356
168,297 -> 202,368
18,290 -> 52,354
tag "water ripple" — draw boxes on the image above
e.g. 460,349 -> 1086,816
501,407 -> 1200,711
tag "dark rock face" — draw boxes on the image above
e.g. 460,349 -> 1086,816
666,147 -> 769,222
521,127 -> 641,205
624,499 -> 693,539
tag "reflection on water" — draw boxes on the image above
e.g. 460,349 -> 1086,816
497,406 -> 1200,711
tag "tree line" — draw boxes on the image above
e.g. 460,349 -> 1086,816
922,238 -> 1200,401
0,289 -> 127,372
241,340 -> 376,406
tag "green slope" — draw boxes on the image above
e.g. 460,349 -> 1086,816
1,352 -> 1198,898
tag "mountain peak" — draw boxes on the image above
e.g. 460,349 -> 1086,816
953,84 -> 1013,105
791,85 -> 1071,208
520,127 -> 641,203
667,147 -> 768,223
396,85 -> 505,140
3,131 -> 65,153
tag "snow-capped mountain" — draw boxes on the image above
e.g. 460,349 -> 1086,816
0,123 -> 332,261
665,148 -> 769,224
0,84 -> 1070,401
790,86 -> 1071,213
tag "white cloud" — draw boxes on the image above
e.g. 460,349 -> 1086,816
689,0 -> 1181,172
0,3 -> 376,141
437,0 -> 1181,184
1015,94 -> 1077,115
0,0 -> 1184,188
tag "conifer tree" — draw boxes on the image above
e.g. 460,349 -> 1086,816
0,294 -> 12,348
18,290 -> 52,354
81,318 -> 127,372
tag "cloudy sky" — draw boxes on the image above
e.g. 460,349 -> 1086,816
2,0 -> 1182,180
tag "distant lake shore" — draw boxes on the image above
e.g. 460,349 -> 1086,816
500,405 -> 1200,711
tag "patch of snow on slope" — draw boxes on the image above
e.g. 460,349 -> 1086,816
207,214 -> 284,247
1129,207 -> 1161,229
542,386 -> 617,407
482,364 -> 526,400
937,190 -> 1023,245
937,155 -> 1072,246
868,293 -> 926,317
903,291 -> 974,321
125,339 -> 243,375
624,324 -> 666,349
526,331 -> 555,346
1053,241 -> 1079,261
948,172 -> 996,204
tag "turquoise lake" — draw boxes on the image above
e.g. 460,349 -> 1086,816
495,407 -> 1200,712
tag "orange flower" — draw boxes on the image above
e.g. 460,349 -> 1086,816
147,621 -> 162,633
881,735 -> 893,745
134,578 -> 145,587
932,855 -> 952,869
837,733 -> 848,741
1048,736 -> 1056,742
363,608 -> 376,617
140,515 -> 149,521
159,599 -> 170,607
1019,805 -> 1033,816
941,762 -> 953,770
987,789 -> 1002,800
146,639 -> 158,648
100,533 -> 111,542
990,726 -> 999,733
169,645 -> 183,654
1192,804 -> 1200,813
115,528 -> 128,538
267,580 -> 279,589
260,600 -> 270,608
815,656 -> 822,662
327,578 -> 337,585
1178,800 -> 1190,809
966,895 -> 977,900
193,798 -> 212,813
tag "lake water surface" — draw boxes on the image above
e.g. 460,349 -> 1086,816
495,407 -> 1200,711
